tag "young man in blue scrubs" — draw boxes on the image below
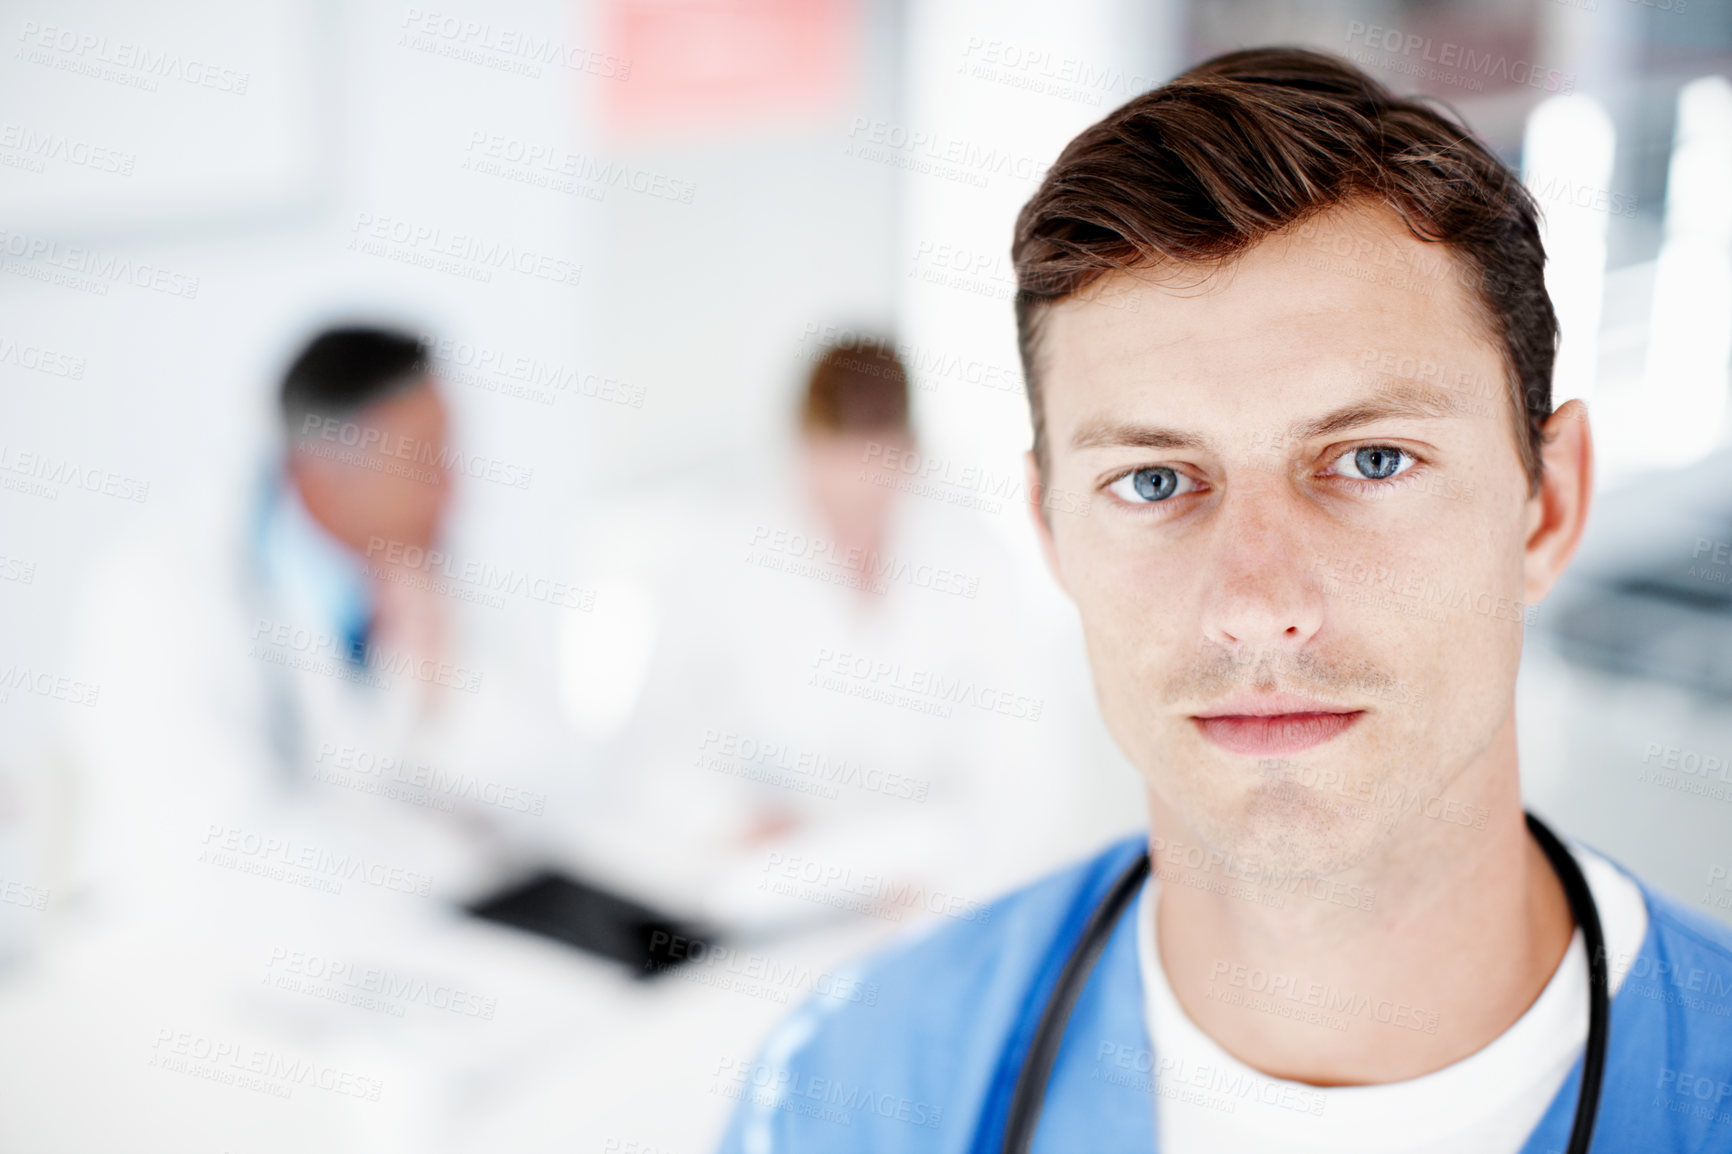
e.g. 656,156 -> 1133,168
717,48 -> 1732,1154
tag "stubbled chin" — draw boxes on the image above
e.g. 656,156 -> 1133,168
1164,771 -> 1388,881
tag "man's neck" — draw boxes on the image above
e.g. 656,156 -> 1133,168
1150,719 -> 1575,1085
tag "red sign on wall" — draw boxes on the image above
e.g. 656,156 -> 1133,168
602,0 -> 859,140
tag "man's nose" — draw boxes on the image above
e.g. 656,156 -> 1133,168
1196,489 -> 1326,651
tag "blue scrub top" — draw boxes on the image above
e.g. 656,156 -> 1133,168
715,833 -> 1732,1154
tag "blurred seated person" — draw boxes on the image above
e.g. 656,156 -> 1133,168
66,326 -> 556,936
556,336 -> 1113,935
794,340 -> 916,601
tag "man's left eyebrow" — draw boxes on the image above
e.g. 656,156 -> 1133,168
1288,382 -> 1464,440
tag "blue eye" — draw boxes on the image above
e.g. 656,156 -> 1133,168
1355,447 -> 1401,479
1108,466 -> 1195,504
1333,446 -> 1413,481
1133,468 -> 1178,500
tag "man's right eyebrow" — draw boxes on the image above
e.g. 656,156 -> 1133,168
1068,421 -> 1208,452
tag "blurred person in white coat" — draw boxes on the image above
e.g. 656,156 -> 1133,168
559,337 -> 1124,936
65,326 -> 556,945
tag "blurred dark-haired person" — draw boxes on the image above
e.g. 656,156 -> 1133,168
719,49 -> 1732,1154
556,333 -> 1098,940
271,327 -> 453,689
67,325 -> 550,937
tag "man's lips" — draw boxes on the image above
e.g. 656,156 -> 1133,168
1191,695 -> 1365,756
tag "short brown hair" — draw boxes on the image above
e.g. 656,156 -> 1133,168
1012,47 -> 1556,490
800,338 -> 910,434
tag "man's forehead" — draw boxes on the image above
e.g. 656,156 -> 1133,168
369,376 -> 446,416
1034,206 -> 1497,424
1065,374 -> 1471,455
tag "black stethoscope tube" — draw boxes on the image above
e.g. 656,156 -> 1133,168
1002,811 -> 1610,1154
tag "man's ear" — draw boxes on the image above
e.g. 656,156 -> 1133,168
1026,450 -> 1070,598
284,443 -> 318,499
1523,399 -> 1594,605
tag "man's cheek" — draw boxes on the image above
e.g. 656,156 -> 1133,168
1078,598 -> 1175,722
